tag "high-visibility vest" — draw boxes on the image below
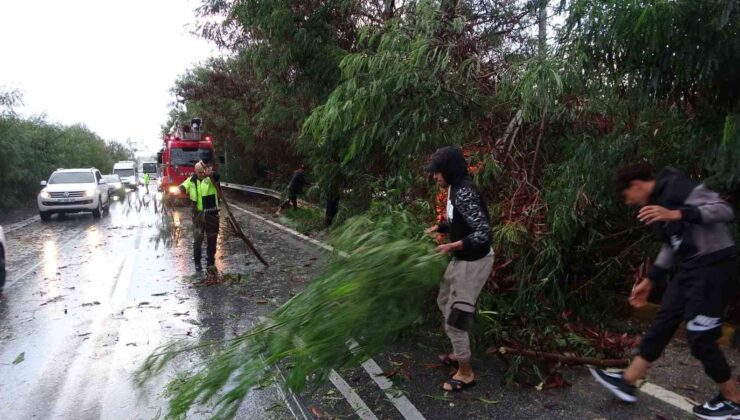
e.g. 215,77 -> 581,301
179,175 -> 219,212
143,173 -> 150,184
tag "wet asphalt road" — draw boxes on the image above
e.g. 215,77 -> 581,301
1,188 -> 737,419
0,190 -> 320,419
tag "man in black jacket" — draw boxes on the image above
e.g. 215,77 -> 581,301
591,163 -> 739,419
276,165 -> 311,215
425,146 -> 494,392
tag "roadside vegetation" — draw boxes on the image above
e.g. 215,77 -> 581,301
0,89 -> 135,211
142,0 -> 739,414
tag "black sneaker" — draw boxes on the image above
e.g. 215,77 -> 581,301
693,394 -> 740,419
589,367 -> 637,403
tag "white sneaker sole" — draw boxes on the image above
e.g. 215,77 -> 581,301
693,412 -> 740,420
588,367 -> 637,403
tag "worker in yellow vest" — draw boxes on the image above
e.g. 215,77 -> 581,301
179,161 -> 220,273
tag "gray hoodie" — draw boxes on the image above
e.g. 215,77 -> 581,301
648,167 -> 736,283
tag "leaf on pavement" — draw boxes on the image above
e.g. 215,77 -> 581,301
13,352 -> 25,365
477,398 -> 500,405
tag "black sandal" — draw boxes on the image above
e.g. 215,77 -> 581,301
437,354 -> 459,368
442,378 -> 476,392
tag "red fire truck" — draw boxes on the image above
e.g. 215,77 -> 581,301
158,118 -> 219,201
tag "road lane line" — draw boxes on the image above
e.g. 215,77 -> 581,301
328,370 -> 379,420
640,382 -> 694,413
234,204 -> 425,420
348,340 -> 426,420
256,316 -> 377,420
5,215 -> 40,233
229,204 -> 343,256
4,224 -> 90,290
253,318 -> 311,420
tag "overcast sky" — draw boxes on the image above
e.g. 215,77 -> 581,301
0,0 -> 217,156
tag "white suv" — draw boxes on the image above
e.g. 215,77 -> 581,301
38,168 -> 110,221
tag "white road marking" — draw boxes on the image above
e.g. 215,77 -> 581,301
266,355 -> 311,420
4,215 -> 40,233
349,340 -> 426,420
640,382 -> 695,413
229,203 -> 345,257
4,225 -> 89,290
328,370 -> 379,420
234,204 -> 426,420
257,316 -> 377,420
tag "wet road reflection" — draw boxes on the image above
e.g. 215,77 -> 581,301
0,189 -> 314,419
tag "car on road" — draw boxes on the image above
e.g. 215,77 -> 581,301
0,225 -> 5,292
103,174 -> 125,199
37,168 -> 110,221
113,161 -> 138,189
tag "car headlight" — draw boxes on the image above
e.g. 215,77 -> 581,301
113,183 -> 122,189
40,190 -> 50,199
84,188 -> 96,197
168,186 -> 180,194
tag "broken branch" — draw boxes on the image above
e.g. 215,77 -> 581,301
490,346 -> 629,368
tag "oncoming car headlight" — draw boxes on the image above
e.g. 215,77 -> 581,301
40,190 -> 50,199
84,188 -> 96,197
168,186 -> 180,194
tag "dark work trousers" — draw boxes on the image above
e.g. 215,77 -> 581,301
325,196 -> 339,227
193,211 -> 219,267
638,257 -> 738,383
280,191 -> 298,210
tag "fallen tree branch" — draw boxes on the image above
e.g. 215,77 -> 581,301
215,182 -> 269,267
489,346 -> 629,368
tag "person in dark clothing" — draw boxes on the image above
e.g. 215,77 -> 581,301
424,146 -> 494,392
325,194 -> 340,227
591,163 -> 739,419
276,165 -> 311,214
179,161 -> 221,273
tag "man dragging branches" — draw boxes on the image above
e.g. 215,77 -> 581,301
425,146 -> 494,392
591,163 -> 739,419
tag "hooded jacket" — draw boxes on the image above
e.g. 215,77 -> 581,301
648,167 -> 736,283
427,147 -> 493,261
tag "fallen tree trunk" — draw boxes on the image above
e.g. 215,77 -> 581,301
489,346 -> 630,368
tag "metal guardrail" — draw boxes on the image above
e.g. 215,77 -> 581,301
220,182 -> 318,210
220,182 -> 282,199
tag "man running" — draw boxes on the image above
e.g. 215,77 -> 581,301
425,146 -> 494,392
591,163 -> 738,419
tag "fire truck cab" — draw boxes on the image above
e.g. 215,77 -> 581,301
158,118 -> 218,201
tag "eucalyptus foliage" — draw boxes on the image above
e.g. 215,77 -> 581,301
157,0 -> 739,386
136,212 -> 446,418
